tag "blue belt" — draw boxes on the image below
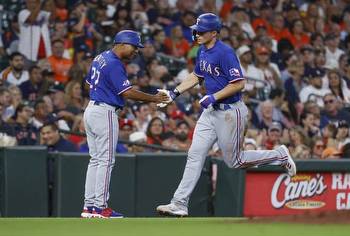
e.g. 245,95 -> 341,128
93,101 -> 122,112
213,102 -> 239,111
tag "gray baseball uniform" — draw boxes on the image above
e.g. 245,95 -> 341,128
169,41 -> 289,209
156,13 -> 295,217
83,48 -> 133,209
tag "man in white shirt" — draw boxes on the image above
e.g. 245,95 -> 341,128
18,0 -> 53,62
325,33 -> 344,69
299,68 -> 331,107
0,52 -> 29,86
236,45 -> 265,91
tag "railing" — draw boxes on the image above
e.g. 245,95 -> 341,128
59,129 -> 181,152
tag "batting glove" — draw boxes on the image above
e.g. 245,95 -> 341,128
199,94 -> 216,109
156,88 -> 180,108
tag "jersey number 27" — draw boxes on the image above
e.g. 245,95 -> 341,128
90,66 -> 101,90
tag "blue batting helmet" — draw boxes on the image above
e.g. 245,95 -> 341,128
190,13 -> 222,33
114,30 -> 144,48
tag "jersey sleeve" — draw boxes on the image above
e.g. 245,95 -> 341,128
221,49 -> 245,83
108,64 -> 132,95
193,47 -> 204,78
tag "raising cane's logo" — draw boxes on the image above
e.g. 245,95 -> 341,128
271,174 -> 327,209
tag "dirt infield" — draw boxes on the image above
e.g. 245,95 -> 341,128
247,211 -> 350,224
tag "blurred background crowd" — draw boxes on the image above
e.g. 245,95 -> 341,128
0,0 -> 350,160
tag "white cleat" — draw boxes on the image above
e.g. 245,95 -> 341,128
278,145 -> 297,176
156,203 -> 188,217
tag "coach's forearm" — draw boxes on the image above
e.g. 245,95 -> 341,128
175,72 -> 200,94
213,80 -> 245,101
122,88 -> 159,102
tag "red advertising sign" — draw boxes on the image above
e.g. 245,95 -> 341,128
244,172 -> 350,216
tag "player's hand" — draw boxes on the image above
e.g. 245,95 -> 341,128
199,94 -> 216,109
155,89 -> 171,104
156,89 -> 174,108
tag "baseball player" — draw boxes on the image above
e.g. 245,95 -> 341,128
81,30 -> 169,218
156,13 -> 296,217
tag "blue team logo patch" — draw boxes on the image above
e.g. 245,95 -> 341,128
229,68 -> 240,77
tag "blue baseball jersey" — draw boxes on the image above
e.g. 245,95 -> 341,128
86,50 -> 132,107
194,40 -> 244,104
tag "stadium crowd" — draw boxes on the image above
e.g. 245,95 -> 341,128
0,0 -> 350,159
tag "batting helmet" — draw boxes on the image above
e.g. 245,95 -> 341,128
114,30 -> 144,48
190,13 -> 222,33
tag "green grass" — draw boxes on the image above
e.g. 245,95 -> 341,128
0,218 -> 349,236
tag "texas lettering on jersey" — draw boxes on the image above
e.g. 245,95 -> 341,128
199,60 -> 220,76
199,59 -> 241,78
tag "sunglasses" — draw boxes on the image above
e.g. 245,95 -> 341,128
315,144 -> 325,149
324,99 -> 335,105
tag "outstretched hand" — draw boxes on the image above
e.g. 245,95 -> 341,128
155,89 -> 172,104
156,89 -> 174,108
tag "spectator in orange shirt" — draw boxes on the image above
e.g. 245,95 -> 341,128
252,4 -> 273,35
268,13 -> 289,41
47,39 -> 73,84
286,19 -> 310,49
164,25 -> 190,58
219,0 -> 234,21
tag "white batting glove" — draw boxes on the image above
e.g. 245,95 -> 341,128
156,89 -> 173,107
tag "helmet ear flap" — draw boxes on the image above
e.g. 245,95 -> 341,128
192,30 -> 198,41
217,22 -> 222,32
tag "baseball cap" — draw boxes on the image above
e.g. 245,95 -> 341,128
325,33 -> 338,41
119,119 -> 133,129
256,46 -> 269,55
42,69 -> 55,76
83,51 -> 94,60
308,68 -> 325,79
236,45 -> 251,57
268,122 -> 282,132
300,45 -> 314,53
76,44 -> 89,53
48,82 -> 65,93
176,120 -> 189,128
252,19 -> 268,31
256,23 -> 267,30
170,110 -> 184,120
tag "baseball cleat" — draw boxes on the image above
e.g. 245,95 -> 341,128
277,145 -> 297,176
81,206 -> 94,218
156,203 -> 188,217
92,207 -> 124,218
